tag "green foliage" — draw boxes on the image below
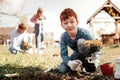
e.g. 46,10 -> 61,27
0,45 -> 62,78
86,44 -> 101,57
0,45 -> 120,79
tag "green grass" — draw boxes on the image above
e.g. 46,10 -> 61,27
0,45 -> 62,77
100,45 -> 120,64
0,44 -> 120,78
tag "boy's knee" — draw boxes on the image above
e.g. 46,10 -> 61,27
9,47 -> 19,54
9,49 -> 17,54
59,63 -> 68,73
77,38 -> 86,46
77,39 -> 88,54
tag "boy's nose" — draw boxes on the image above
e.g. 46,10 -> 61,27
67,23 -> 72,26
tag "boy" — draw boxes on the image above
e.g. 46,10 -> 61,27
59,8 -> 101,73
9,23 -> 31,54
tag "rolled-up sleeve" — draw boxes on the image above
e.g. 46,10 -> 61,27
60,34 -> 70,65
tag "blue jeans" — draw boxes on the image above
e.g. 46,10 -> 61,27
34,24 -> 39,48
41,33 -> 44,42
34,24 -> 44,48
9,47 -> 18,54
35,33 -> 40,48
9,42 -> 24,54
9,47 -> 23,54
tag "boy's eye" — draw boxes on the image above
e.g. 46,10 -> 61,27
64,22 -> 68,25
70,21 -> 74,23
64,21 -> 74,25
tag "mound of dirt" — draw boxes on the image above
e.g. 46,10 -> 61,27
3,71 -> 115,80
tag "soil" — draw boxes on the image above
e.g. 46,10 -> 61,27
1,70 -> 115,80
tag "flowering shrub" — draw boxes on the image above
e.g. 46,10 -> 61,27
84,40 -> 103,57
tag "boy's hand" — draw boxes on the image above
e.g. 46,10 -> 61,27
23,42 -> 29,47
23,42 -> 31,50
68,60 -> 82,71
19,49 -> 24,53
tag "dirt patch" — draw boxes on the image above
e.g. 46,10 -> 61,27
2,71 -> 115,80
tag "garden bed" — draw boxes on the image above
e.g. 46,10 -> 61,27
1,70 -> 115,80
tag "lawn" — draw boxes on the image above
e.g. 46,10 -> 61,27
0,44 -> 120,80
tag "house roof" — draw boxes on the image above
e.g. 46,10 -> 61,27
87,0 -> 120,24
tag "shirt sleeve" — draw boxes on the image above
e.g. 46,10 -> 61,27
60,34 -> 70,65
30,14 -> 38,23
9,30 -> 21,51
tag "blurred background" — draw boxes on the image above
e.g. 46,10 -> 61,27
0,0 -> 120,45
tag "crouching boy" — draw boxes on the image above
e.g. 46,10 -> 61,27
9,23 -> 32,54
58,8 -> 102,73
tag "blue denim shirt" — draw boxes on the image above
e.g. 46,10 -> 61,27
60,27 -> 93,65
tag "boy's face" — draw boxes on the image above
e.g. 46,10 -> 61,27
61,16 -> 79,33
17,28 -> 25,34
37,13 -> 42,18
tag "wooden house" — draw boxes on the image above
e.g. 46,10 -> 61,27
87,0 -> 120,45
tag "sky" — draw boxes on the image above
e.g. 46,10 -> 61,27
0,0 -> 120,39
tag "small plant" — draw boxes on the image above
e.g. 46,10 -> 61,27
84,40 -> 103,57
22,42 -> 32,53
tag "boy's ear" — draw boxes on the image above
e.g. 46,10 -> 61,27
77,20 -> 79,24
61,23 -> 63,27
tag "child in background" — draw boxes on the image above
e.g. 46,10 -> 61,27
30,7 -> 46,54
9,23 -> 32,54
58,8 -> 102,73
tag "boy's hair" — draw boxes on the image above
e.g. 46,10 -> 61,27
37,7 -> 44,14
18,23 -> 27,30
60,8 -> 78,22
